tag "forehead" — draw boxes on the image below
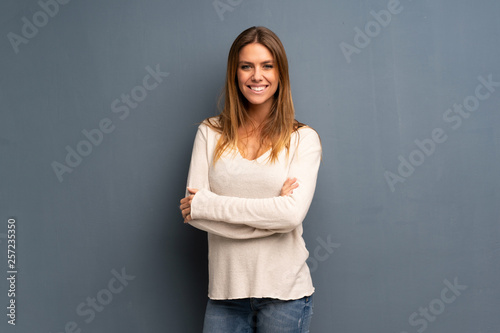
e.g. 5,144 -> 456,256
238,43 -> 274,62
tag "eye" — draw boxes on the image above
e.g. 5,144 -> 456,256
264,64 -> 274,69
240,65 -> 251,70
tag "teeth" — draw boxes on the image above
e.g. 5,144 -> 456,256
250,86 -> 265,91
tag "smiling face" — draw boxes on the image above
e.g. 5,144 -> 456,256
237,43 -> 279,112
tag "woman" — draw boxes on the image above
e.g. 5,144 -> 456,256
179,26 -> 322,333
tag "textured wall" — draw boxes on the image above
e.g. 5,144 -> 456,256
1,0 -> 499,332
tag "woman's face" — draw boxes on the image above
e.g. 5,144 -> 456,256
237,43 -> 278,111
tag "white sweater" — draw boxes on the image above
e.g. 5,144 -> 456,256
185,117 -> 322,300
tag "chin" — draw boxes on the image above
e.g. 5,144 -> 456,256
241,89 -> 276,108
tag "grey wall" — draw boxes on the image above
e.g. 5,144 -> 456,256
1,0 -> 499,332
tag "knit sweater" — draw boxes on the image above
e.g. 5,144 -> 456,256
185,117 -> 322,300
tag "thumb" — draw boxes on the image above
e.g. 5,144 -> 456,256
187,187 -> 199,194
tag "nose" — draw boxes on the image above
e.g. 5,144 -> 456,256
252,68 -> 262,81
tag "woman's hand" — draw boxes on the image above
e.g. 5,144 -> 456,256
180,187 -> 198,223
280,177 -> 298,196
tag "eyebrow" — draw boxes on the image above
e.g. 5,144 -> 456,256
238,60 -> 274,65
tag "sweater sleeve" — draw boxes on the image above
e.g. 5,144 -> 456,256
190,126 -> 322,233
185,122 -> 278,239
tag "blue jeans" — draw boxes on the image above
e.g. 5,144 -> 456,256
202,294 -> 314,333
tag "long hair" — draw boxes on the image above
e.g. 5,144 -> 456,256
205,26 -> 304,164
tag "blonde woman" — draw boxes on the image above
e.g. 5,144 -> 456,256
180,26 -> 322,333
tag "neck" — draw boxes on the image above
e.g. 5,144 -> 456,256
246,99 -> 273,128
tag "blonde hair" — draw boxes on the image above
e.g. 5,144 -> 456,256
205,26 -> 305,164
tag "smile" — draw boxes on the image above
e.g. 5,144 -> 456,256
248,85 -> 269,93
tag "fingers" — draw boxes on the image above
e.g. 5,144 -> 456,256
179,195 -> 193,208
281,178 -> 292,189
187,187 -> 199,194
280,177 -> 299,196
286,177 -> 299,189
180,206 -> 191,223
180,193 -> 196,223
182,207 -> 191,223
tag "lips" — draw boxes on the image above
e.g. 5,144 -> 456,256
248,85 -> 269,93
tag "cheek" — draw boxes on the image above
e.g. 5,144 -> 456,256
266,71 -> 278,88
236,76 -> 244,92
272,70 -> 278,83
271,74 -> 279,92
237,72 -> 247,87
